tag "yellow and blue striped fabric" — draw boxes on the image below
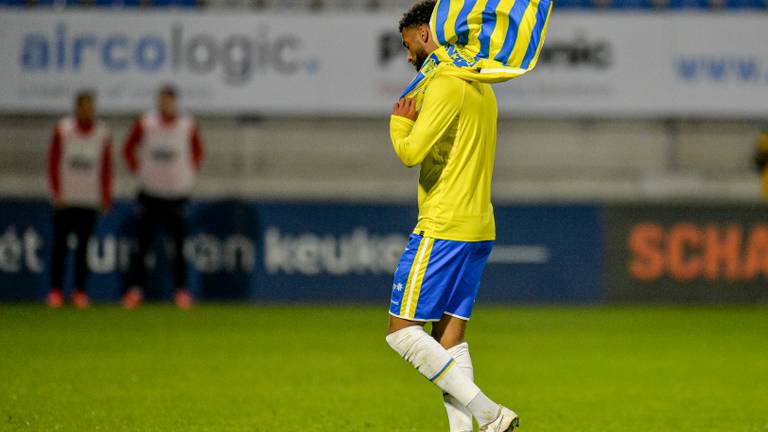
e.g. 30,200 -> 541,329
401,0 -> 553,98
399,236 -> 434,318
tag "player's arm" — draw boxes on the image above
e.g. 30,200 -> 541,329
191,122 -> 204,170
48,126 -> 62,207
390,75 -> 465,167
123,119 -> 143,174
101,136 -> 113,213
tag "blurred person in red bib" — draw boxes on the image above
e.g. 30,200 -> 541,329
47,90 -> 113,309
122,85 -> 204,310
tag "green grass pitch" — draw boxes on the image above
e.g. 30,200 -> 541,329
1,304 -> 767,431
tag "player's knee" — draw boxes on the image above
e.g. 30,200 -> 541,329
437,334 -> 465,350
386,324 -> 423,352
385,326 -> 411,355
386,323 -> 406,342
430,327 -> 443,341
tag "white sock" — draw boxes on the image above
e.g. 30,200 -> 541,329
443,342 -> 474,432
468,391 -> 502,426
386,326 -> 500,424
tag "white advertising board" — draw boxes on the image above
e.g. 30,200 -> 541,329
0,11 -> 767,117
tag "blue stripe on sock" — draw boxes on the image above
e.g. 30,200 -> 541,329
429,359 -> 455,382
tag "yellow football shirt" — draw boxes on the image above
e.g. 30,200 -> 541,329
390,66 -> 498,242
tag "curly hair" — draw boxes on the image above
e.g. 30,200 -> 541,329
398,1 -> 437,33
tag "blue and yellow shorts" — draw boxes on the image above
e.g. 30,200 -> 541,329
389,233 -> 494,322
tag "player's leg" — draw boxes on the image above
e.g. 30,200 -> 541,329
385,237 -> 506,427
124,193 -> 153,308
167,198 -> 192,309
387,315 -> 502,427
434,286 -> 507,431
70,208 -> 98,309
48,208 -> 69,308
432,315 -> 473,432
387,314 -> 477,402
431,312 -> 467,348
442,240 -> 519,432
386,234 -> 455,386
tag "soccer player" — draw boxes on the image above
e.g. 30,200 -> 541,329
122,85 -> 204,309
47,90 -> 112,309
385,1 -> 518,431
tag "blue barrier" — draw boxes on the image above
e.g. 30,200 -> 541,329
486,205 -> 602,303
0,199 -> 603,304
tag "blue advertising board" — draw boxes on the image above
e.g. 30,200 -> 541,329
485,206 -> 602,303
0,199 -> 603,304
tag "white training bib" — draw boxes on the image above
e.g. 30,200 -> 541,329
138,112 -> 197,198
58,117 -> 110,208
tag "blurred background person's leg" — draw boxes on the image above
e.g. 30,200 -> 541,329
168,197 -> 192,309
47,208 -> 69,308
123,192 -> 156,309
70,208 -> 98,309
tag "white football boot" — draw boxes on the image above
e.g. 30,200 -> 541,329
479,406 -> 519,432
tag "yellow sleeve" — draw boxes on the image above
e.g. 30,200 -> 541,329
389,74 -> 465,168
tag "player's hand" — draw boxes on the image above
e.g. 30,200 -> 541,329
392,98 -> 418,121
